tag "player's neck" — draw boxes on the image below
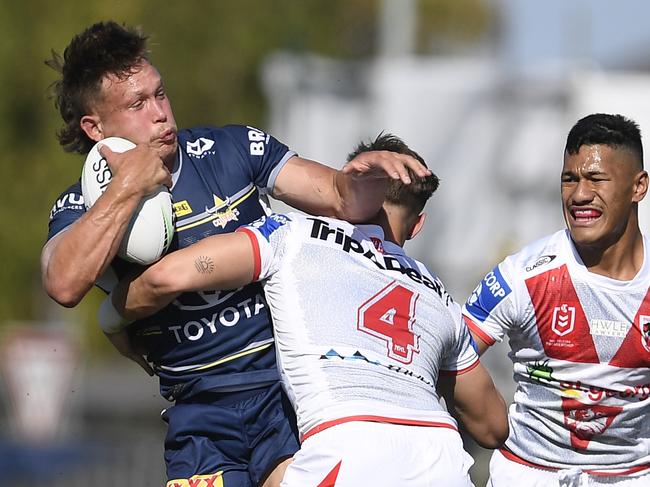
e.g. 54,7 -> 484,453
367,209 -> 406,247
574,224 -> 645,281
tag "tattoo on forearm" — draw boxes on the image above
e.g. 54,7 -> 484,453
194,256 -> 215,274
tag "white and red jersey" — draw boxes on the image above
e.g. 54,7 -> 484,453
238,213 -> 479,440
463,229 -> 650,473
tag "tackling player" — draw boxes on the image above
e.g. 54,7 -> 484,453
101,134 -> 508,486
41,21 -> 429,487
463,113 -> 650,486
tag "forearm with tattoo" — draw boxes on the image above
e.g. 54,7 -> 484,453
194,255 -> 215,274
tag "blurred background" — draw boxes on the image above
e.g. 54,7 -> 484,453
2,0 -> 650,485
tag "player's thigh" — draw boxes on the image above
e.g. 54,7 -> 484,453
259,458 -> 292,487
282,422 -> 474,487
246,382 -> 299,486
166,471 -> 246,487
162,397 -> 253,486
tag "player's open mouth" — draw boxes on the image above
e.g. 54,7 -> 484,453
571,208 -> 602,224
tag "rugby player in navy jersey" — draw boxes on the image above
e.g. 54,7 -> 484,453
41,21 -> 429,487
101,134 -> 508,486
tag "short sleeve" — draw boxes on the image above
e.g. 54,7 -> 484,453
221,125 -> 296,192
462,260 -> 517,345
46,182 -> 85,242
236,213 -> 294,281
440,303 -> 480,375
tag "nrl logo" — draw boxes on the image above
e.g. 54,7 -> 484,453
370,237 -> 385,254
552,304 -> 575,336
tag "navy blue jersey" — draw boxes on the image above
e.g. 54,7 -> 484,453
47,125 -> 296,401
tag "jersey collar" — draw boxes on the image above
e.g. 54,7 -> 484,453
355,224 -> 405,256
170,149 -> 182,190
564,229 -> 650,289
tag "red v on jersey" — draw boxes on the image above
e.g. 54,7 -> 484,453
610,286 -> 650,368
528,266 -> 650,368
526,265 -> 599,364
317,460 -> 342,487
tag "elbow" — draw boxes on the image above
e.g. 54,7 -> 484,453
43,278 -> 85,308
118,258 -> 181,322
141,260 -> 180,297
472,408 -> 509,449
319,198 -> 349,221
457,397 -> 509,449
333,203 -> 372,224
474,423 -> 509,450
40,237 -> 93,307
334,189 -> 381,223
49,293 -> 81,309
335,173 -> 388,223
41,258 -> 92,308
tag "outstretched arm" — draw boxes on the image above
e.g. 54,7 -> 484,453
110,231 -> 256,322
100,231 -> 256,375
437,362 -> 508,449
272,152 -> 430,222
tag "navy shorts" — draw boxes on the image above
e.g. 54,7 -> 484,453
162,382 -> 299,486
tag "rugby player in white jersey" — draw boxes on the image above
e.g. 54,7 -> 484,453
463,113 -> 650,486
100,134 -> 508,486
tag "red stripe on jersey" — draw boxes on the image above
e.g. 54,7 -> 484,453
301,415 -> 458,443
236,228 -> 261,281
610,286 -> 650,368
499,448 -> 557,471
525,265 -> 599,364
464,315 -> 496,346
317,461 -> 342,487
439,358 -> 480,376
500,447 -> 650,476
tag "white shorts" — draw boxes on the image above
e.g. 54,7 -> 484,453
488,449 -> 650,487
281,421 -> 475,487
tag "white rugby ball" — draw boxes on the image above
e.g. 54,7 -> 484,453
81,137 -> 175,265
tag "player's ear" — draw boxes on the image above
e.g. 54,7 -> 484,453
407,213 -> 426,240
80,114 -> 104,142
632,170 -> 649,203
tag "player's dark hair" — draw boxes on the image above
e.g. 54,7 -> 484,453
565,113 -> 644,169
46,21 -> 149,154
347,133 -> 439,214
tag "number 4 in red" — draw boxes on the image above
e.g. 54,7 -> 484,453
357,281 -> 420,364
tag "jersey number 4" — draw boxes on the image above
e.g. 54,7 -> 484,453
357,281 -> 420,364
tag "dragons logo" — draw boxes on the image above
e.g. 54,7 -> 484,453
561,398 -> 623,449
